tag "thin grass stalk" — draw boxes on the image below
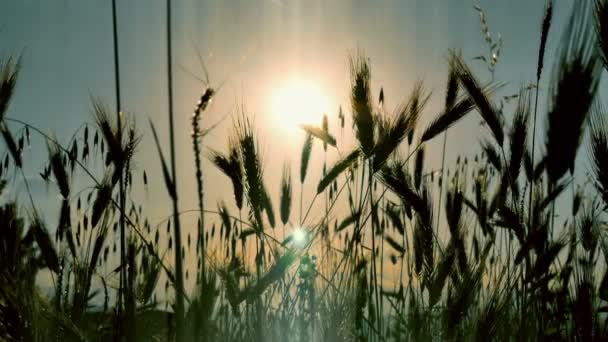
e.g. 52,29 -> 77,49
192,90 -> 213,280
379,188 -> 386,340
300,181 -> 304,226
435,56 -> 458,262
110,0 -> 132,339
368,159 -> 381,340
529,0 -> 553,229
165,0 -> 185,339
436,131 -> 448,238
526,78 -> 541,321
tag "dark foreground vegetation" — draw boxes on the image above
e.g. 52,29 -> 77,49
4,0 -> 608,341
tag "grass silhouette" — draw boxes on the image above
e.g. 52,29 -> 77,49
4,0 -> 608,341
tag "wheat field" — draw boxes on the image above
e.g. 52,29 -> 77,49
3,0 -> 608,341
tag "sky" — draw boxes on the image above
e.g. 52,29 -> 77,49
0,0 -> 589,289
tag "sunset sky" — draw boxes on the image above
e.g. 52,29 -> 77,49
0,0 -> 582,242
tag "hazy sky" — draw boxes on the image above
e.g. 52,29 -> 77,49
0,0 -> 581,242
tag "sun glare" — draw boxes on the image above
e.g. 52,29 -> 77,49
270,79 -> 331,132
290,227 -> 308,249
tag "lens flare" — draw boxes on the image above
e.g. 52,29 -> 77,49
291,227 -> 308,249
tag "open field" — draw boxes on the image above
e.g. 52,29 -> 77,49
3,0 -> 608,341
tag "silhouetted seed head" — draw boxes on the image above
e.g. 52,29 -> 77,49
508,88 -> 530,183
546,0 -> 601,183
322,113 -> 329,152
280,163 -> 292,225
47,137 -> 70,199
209,137 -> 244,211
318,149 -> 360,194
414,147 -> 425,189
589,102 -> 608,205
91,181 -> 113,228
349,51 -> 375,156
0,55 -> 21,121
538,0 -> 554,80
300,133 -> 313,184
451,52 -> 504,146
596,0 -> 608,69
373,81 -> 429,172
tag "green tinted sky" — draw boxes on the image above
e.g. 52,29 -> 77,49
0,0 -> 577,232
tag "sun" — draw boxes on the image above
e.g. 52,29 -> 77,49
270,79 -> 331,132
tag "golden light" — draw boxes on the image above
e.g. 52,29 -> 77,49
270,79 -> 331,132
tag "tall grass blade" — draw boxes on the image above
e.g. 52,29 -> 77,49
317,149 -> 359,194
149,119 -> 176,199
546,0 -> 601,183
451,52 -> 504,146
336,210 -> 361,232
